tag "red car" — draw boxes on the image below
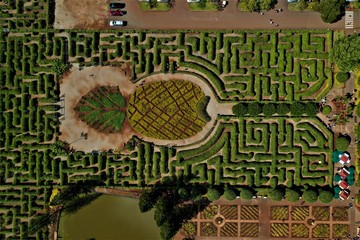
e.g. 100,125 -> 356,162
109,10 -> 125,16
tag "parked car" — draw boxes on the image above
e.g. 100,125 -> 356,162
109,20 -> 126,26
109,9 -> 125,16
109,2 -> 125,9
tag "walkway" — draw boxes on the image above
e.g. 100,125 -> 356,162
115,0 -> 345,30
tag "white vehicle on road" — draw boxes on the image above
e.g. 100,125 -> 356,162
109,20 -> 125,26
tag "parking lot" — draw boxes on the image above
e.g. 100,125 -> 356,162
55,0 -> 347,30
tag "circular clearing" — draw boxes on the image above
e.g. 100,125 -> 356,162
127,80 -> 210,140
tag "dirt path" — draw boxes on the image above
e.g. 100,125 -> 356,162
55,0 -> 347,30
59,65 -> 137,152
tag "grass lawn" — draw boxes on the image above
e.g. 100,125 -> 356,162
139,2 -> 171,11
287,2 -> 319,11
189,1 -> 219,11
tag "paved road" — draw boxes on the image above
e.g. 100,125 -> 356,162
113,0 -> 346,30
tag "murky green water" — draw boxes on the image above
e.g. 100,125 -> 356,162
59,195 -> 161,240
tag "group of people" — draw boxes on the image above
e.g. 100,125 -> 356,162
260,8 -> 284,27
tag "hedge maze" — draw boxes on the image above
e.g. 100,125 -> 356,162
0,1 -> 337,237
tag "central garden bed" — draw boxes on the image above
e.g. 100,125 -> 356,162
127,80 -> 210,140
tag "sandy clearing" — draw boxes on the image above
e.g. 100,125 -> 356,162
59,66 -> 228,152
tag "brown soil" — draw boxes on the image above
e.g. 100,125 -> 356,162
59,65 -> 137,152
95,187 -> 143,199
55,0 -> 108,29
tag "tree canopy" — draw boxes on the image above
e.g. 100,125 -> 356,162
269,189 -> 284,201
206,188 -> 221,201
318,190 -> 334,203
242,0 -> 277,12
336,136 -> 350,151
240,189 -> 254,200
285,189 -> 300,202
302,189 -> 318,203
223,188 -> 237,201
331,34 -> 360,72
317,0 -> 346,23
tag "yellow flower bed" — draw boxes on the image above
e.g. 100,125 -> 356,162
127,80 -> 208,140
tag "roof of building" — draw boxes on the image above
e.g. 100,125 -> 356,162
338,180 -> 349,189
339,168 -> 350,179
339,153 -> 350,164
339,189 -> 350,200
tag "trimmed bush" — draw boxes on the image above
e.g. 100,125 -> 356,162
319,190 -> 333,203
302,189 -> 318,203
336,136 -> 350,151
207,188 -> 221,201
269,189 -> 284,201
223,188 -> 237,201
336,72 -> 350,83
277,104 -> 290,115
290,102 -> 305,116
321,105 -> 332,115
240,189 -> 254,200
285,189 -> 300,202
263,103 -> 277,117
233,102 -> 248,117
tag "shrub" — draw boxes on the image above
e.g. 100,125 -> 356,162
285,189 -> 300,202
240,189 -> 254,200
336,136 -> 350,151
232,102 -> 248,117
319,190 -> 333,203
263,103 -> 277,117
223,188 -> 237,201
336,72 -> 350,83
321,105 -> 332,115
277,103 -> 290,115
302,189 -> 318,203
248,102 -> 262,116
303,102 -> 318,116
269,189 -> 284,201
290,102 -> 305,116
207,188 -> 221,201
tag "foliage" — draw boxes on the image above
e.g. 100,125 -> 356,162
331,34 -> 360,71
127,80 -> 207,140
316,0 -> 346,23
189,0 -> 219,11
285,189 -> 300,202
207,188 -> 221,201
52,59 -> 70,75
290,102 -> 305,116
321,105 -> 332,115
277,104 -> 290,115
269,189 -> 284,201
336,136 -> 350,151
232,103 -> 248,116
336,71 -> 350,83
318,190 -> 333,203
139,179 -> 210,240
240,189 -> 254,200
223,188 -> 237,201
302,189 -> 318,203
196,96 -> 211,122
263,103 -> 277,117
240,0 -> 277,12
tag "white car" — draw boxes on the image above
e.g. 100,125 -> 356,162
187,0 -> 200,2
109,20 -> 125,26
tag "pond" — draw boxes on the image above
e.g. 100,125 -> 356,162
59,195 -> 161,239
